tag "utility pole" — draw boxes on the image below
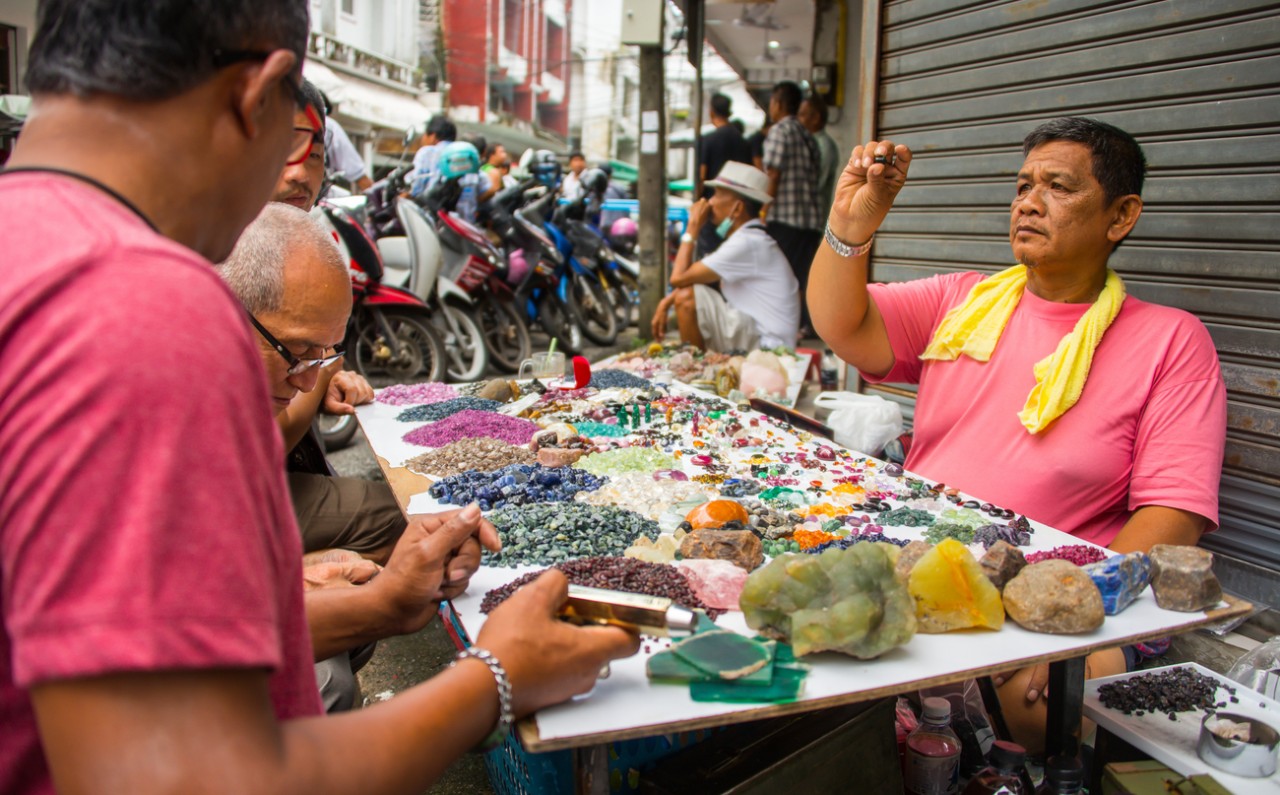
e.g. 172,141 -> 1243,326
636,21 -> 666,340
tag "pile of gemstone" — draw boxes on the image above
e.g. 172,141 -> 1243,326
484,503 -> 658,567
428,464 -> 604,510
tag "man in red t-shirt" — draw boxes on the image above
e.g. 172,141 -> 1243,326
0,4 -> 635,794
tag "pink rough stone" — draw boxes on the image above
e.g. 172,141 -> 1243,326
677,559 -> 749,611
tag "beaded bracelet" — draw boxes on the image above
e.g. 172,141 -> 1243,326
823,223 -> 874,258
453,647 -> 514,753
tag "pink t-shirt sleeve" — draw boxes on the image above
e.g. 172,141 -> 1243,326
1127,320 -> 1226,528
864,272 -> 981,384
1,253 -> 293,687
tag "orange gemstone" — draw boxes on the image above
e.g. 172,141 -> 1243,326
684,499 -> 750,530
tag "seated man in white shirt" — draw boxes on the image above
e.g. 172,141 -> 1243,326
651,162 -> 801,352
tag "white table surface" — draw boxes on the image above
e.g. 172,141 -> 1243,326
1083,663 -> 1280,793
356,381 -> 1246,751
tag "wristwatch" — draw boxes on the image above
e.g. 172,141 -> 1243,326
679,232 -> 695,245
824,223 -> 874,258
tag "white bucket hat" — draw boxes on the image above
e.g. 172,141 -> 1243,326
705,161 -> 773,205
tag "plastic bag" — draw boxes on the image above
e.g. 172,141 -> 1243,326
1226,634 -> 1280,700
812,391 -> 904,455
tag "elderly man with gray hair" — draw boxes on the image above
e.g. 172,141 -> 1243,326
218,203 -> 485,711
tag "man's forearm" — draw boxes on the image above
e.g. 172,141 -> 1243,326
305,585 -> 405,661
277,368 -> 337,452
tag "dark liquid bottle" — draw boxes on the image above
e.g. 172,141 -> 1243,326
1034,755 -> 1085,795
905,697 -> 962,795
961,740 -> 1030,794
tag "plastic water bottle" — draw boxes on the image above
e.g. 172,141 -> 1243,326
819,349 -> 839,390
961,740 -> 1030,794
1034,756 -> 1085,795
905,697 -> 962,794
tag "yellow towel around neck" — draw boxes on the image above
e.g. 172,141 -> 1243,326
920,265 -> 1126,434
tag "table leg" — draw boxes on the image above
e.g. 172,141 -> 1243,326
575,743 -> 610,794
1044,656 -> 1086,759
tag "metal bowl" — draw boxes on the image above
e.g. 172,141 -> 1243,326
1196,711 -> 1279,778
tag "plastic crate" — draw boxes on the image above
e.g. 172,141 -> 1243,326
484,728 -> 716,795
438,602 -> 714,794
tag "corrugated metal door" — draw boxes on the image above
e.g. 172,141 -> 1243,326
867,0 -> 1280,572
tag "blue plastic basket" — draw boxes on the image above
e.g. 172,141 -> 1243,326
483,727 -> 715,795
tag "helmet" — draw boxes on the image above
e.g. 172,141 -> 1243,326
529,149 -> 562,188
579,167 -> 609,197
438,141 -> 481,180
609,217 -> 637,247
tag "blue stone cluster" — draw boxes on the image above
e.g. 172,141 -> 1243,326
805,533 -> 911,554
1083,552 -> 1152,616
428,463 -> 606,510
396,397 -> 502,423
588,369 -> 653,390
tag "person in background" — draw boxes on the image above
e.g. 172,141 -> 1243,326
272,78 -> 327,212
799,94 -> 840,217
808,117 -> 1226,754
0,3 -> 638,793
480,142 -> 508,202
651,162 -> 799,353
561,150 -> 587,198
320,92 -> 372,192
409,114 -> 457,197
747,120 -> 771,171
763,80 -> 823,336
697,92 -> 752,257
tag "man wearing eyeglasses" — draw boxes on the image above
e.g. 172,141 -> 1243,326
0,3 -> 636,794
264,79 -> 407,571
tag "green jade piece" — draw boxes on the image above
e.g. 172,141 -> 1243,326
647,631 -> 776,683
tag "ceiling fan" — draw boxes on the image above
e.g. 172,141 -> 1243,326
706,3 -> 789,31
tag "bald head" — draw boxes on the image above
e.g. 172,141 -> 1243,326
217,202 -> 351,409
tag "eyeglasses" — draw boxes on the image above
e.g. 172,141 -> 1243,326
212,48 -> 322,166
248,314 -> 345,376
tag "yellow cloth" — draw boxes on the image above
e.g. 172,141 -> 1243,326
920,265 -> 1126,434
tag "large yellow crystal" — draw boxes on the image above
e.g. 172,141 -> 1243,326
908,539 -> 1005,633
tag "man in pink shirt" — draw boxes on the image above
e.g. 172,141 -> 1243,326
808,117 -> 1225,753
0,3 -> 635,794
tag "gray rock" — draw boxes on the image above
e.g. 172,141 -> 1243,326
980,541 -> 1027,591
1149,545 -> 1222,612
895,540 -> 932,583
1003,560 -> 1104,634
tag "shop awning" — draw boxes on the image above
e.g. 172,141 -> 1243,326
302,60 -> 438,134
456,120 -> 567,158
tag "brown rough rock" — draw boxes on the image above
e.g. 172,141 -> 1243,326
1149,544 -> 1222,612
895,541 -> 931,583
478,378 -> 518,402
980,541 -> 1028,591
679,529 -> 763,572
537,447 -> 585,468
1003,560 -> 1105,634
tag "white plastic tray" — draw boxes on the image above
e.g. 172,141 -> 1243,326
1083,662 -> 1280,792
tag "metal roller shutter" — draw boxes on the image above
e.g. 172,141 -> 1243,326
865,0 -> 1280,583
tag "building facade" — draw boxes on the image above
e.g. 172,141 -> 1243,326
444,0 -> 573,145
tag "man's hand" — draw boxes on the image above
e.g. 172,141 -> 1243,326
686,198 -> 711,234
369,504 -> 501,635
477,570 -> 641,717
829,140 -> 912,244
323,369 -> 374,415
651,294 -> 674,340
302,549 -> 381,592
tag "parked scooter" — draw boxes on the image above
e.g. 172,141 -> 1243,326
313,200 -> 447,385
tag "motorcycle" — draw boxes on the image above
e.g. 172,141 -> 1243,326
489,182 -> 586,354
314,200 -> 448,387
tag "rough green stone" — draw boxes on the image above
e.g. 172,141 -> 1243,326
740,543 -> 917,659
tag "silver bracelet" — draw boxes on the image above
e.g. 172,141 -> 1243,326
824,223 -> 874,258
453,647 -> 514,753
